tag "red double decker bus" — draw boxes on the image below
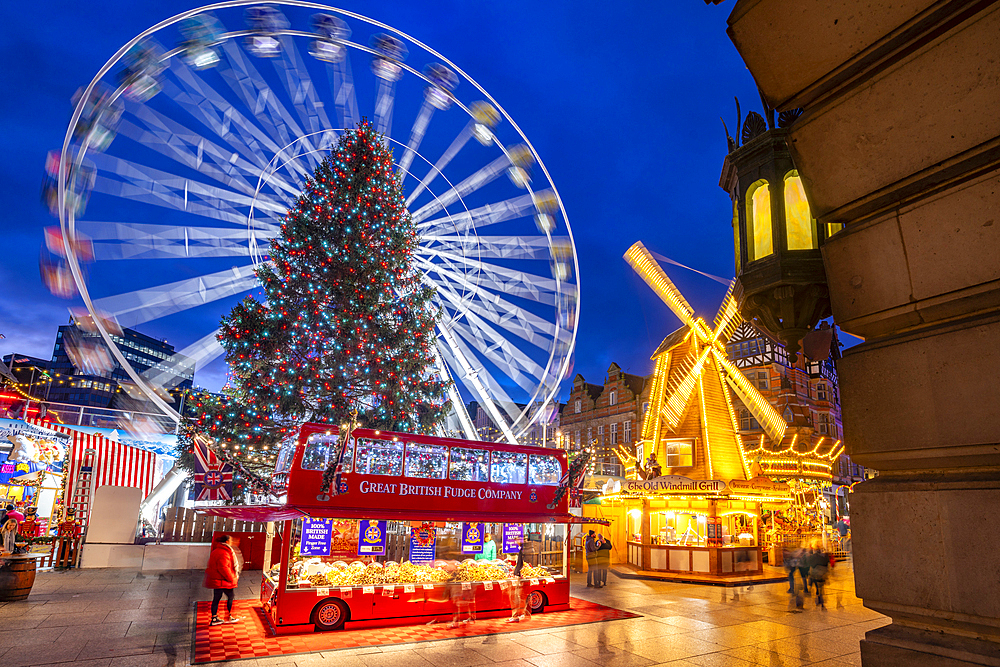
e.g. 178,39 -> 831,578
207,423 -> 600,634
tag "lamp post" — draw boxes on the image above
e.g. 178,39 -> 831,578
719,106 -> 840,361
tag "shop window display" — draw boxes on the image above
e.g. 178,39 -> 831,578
355,438 -> 403,476
528,454 -> 561,486
490,450 -> 527,484
449,447 -> 490,482
405,442 -> 448,479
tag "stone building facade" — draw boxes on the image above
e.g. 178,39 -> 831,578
560,362 -> 650,475
722,2 -> 1000,663
726,321 -> 868,516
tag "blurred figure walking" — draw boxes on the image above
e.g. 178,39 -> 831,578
585,530 -> 598,587
808,545 -> 830,610
595,533 -> 612,588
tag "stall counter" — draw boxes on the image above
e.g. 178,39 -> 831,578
626,541 -> 762,576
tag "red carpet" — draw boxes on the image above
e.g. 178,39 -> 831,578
192,597 -> 641,664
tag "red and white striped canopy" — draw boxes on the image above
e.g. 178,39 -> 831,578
25,418 -> 158,522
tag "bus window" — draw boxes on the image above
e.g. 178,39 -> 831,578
302,433 -> 336,471
405,442 -> 448,479
490,450 -> 527,485
275,434 -> 298,474
355,438 -> 404,476
529,454 -> 561,486
449,447 -> 490,482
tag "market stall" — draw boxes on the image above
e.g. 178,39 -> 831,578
205,424 -> 604,634
592,475 -> 793,578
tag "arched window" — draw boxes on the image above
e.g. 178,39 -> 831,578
746,180 -> 773,260
783,171 -> 817,250
732,199 -> 741,273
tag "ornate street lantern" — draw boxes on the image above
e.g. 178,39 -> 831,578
719,104 -> 842,362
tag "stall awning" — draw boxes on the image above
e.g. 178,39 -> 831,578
198,504 -> 609,526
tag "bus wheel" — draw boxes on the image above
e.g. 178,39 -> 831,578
527,590 -> 547,614
313,598 -> 348,631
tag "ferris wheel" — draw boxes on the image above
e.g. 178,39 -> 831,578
45,1 -> 579,443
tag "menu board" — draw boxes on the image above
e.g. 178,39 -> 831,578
358,519 -> 388,555
462,522 -> 484,554
409,526 -> 436,564
502,523 -> 524,554
300,518 -> 333,556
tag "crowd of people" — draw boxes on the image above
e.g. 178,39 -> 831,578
783,541 -> 835,611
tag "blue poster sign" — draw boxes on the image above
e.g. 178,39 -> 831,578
358,519 -> 387,555
300,518 -> 333,556
462,522 -> 484,554
502,523 -> 524,554
409,526 -> 436,564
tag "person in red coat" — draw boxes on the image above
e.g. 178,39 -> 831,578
204,534 -> 243,625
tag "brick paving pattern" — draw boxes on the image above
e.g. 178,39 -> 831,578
192,597 -> 639,663
0,562 -> 886,666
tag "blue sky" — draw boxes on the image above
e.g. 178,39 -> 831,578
0,1 -> 763,397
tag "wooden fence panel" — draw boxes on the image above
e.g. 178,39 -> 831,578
160,507 -> 266,543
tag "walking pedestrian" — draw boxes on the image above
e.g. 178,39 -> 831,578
446,563 -> 475,627
795,545 -> 811,594
204,534 -> 243,626
596,533 -> 612,587
808,546 -> 830,610
784,544 -> 799,594
506,539 -> 530,623
585,529 -> 598,587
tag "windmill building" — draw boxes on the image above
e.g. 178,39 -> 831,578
586,243 -> 795,580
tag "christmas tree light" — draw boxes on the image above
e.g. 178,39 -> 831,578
179,122 -> 450,499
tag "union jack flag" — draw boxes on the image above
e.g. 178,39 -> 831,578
193,439 -> 233,501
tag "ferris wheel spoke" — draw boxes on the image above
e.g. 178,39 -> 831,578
124,91 -> 308,199
218,41 -> 319,166
416,193 -> 535,236
89,152 -> 288,224
143,330 -> 223,390
410,153 -> 512,223
421,235 -> 560,261
274,35 -> 334,136
446,318 -> 545,392
92,264 -> 258,326
430,345 -> 478,440
117,108 -> 297,202
435,328 -> 520,443
397,99 -> 435,179
421,267 -> 556,349
166,65 -> 317,185
325,52 -> 359,130
374,77 -> 398,139
77,221 -> 263,260
417,250 -> 560,304
405,123 -> 473,206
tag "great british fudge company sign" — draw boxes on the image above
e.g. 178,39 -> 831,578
357,479 -> 524,500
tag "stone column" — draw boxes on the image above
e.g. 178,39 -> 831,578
725,1 -> 1000,664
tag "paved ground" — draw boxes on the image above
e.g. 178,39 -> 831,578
0,563 -> 886,667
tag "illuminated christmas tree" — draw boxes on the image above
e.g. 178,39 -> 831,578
181,121 -> 450,486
